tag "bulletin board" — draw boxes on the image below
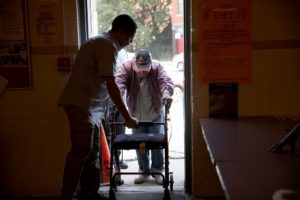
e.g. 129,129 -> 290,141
199,0 -> 252,84
0,0 -> 31,89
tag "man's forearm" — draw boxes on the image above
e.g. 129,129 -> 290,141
106,78 -> 131,120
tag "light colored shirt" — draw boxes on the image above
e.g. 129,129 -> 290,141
59,31 -> 121,125
133,79 -> 160,121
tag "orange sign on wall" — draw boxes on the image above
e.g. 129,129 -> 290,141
199,0 -> 252,84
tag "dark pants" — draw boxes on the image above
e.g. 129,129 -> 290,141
60,105 -> 100,200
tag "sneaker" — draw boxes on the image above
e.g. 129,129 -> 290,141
114,161 -> 128,169
134,174 -> 150,184
119,161 -> 128,169
153,174 -> 163,185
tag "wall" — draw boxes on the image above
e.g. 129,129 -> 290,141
191,0 -> 300,199
0,1 -> 78,197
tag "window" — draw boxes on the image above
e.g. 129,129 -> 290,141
178,0 -> 183,15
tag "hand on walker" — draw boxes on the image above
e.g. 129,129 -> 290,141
162,93 -> 173,109
125,116 -> 138,128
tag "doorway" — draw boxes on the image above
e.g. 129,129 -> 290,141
80,0 -> 187,194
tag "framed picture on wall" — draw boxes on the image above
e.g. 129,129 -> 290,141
0,0 -> 31,89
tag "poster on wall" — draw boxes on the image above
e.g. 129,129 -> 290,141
0,0 -> 31,89
29,0 -> 63,46
199,0 -> 252,84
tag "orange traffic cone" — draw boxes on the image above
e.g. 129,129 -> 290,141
100,124 -> 112,183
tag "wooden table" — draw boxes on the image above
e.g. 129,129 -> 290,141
200,117 -> 300,200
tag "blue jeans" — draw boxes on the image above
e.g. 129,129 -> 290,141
132,115 -> 164,173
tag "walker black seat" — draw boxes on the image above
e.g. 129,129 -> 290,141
112,133 -> 165,150
109,105 -> 173,200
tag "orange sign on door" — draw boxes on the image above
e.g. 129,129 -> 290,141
199,0 -> 252,84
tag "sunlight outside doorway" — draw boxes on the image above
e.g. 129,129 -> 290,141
87,0 -> 185,191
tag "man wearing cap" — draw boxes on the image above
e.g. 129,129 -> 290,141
116,49 -> 174,185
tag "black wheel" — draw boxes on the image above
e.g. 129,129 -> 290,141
170,174 -> 174,191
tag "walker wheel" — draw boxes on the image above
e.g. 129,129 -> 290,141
169,174 -> 174,191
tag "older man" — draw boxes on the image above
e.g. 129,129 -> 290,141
116,49 -> 174,185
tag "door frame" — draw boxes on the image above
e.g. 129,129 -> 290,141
77,0 -> 192,194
